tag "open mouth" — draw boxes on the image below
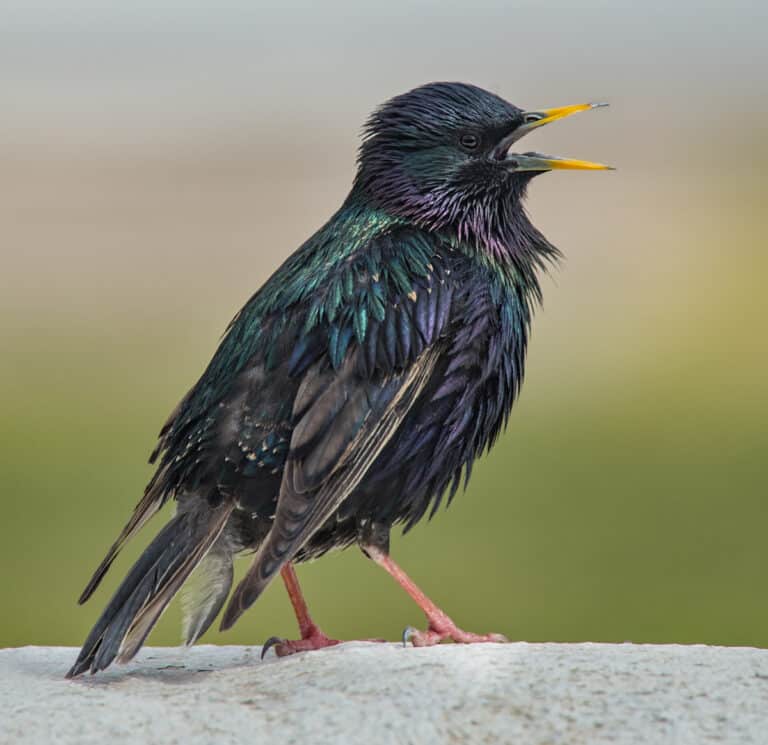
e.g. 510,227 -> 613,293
494,103 -> 613,172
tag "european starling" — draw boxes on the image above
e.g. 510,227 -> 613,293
67,82 -> 610,677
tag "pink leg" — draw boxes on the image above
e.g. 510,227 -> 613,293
366,545 -> 508,647
261,563 -> 342,658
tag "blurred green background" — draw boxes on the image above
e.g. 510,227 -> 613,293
1,1 -> 767,652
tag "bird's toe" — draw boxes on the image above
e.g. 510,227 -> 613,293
260,635 -> 287,659
402,621 -> 509,647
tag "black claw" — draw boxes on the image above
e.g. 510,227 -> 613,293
401,626 -> 417,647
261,636 -> 285,659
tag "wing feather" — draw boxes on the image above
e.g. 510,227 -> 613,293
220,345 -> 441,629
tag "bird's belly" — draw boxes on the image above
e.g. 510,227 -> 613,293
334,369 -> 510,533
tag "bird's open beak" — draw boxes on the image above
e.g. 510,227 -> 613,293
497,102 -> 613,171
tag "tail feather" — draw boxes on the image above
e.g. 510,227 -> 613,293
77,466 -> 171,605
67,505 -> 231,678
181,541 -> 235,646
93,569 -> 157,672
117,522 -> 232,662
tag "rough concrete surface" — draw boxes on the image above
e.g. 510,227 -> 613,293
1,643 -> 767,744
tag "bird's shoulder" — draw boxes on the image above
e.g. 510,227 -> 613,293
194,205 -> 469,396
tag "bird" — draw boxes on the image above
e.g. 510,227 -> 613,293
67,82 -> 611,678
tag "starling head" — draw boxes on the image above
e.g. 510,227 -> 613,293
356,82 -> 611,237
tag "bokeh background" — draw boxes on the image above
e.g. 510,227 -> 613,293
2,1 -> 767,652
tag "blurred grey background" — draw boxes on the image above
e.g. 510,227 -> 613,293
2,1 -> 767,650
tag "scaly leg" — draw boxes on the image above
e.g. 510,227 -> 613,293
364,544 -> 508,647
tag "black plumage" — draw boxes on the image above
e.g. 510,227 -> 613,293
68,82 -> 610,677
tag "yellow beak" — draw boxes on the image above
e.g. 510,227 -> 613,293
510,154 -> 614,172
520,102 -> 608,131
501,102 -> 613,171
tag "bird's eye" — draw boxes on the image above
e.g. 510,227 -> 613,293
459,133 -> 480,151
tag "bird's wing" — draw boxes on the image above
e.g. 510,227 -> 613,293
220,231 -> 455,629
80,221 -> 453,611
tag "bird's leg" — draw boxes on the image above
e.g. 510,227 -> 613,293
261,563 -> 341,658
363,542 -> 508,647
280,562 -> 331,641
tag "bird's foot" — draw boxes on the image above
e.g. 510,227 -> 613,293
402,614 -> 508,647
362,545 -> 508,649
261,623 -> 341,658
261,624 -> 386,658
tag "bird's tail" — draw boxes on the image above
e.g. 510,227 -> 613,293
66,504 -> 231,678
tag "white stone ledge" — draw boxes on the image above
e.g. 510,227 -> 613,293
2,643 -> 768,744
